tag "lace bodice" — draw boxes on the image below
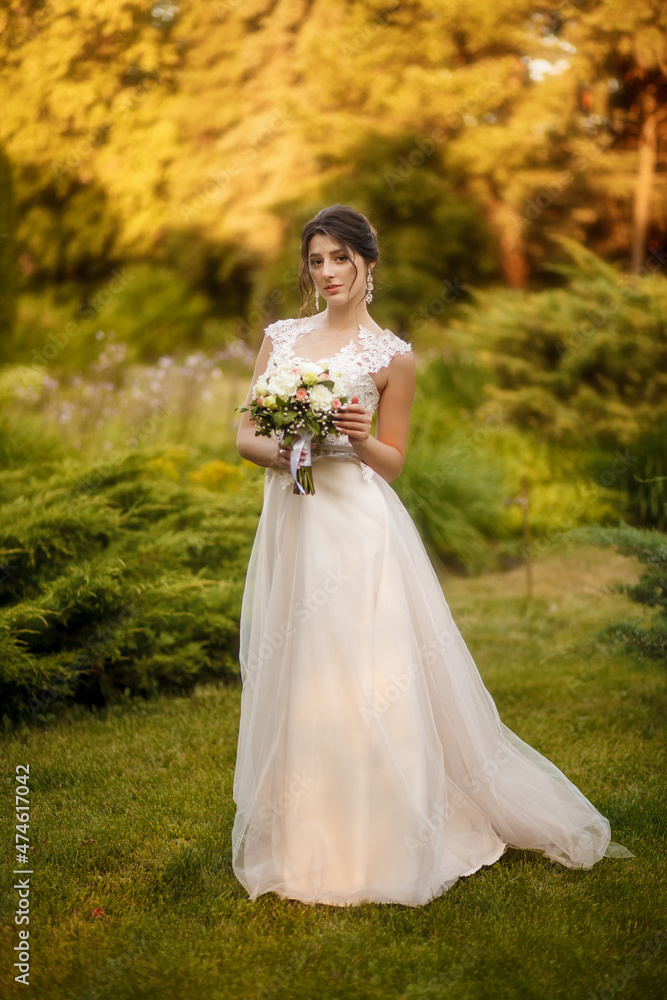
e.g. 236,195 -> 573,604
261,318 -> 413,488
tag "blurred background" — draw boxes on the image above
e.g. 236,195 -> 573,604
1,0 -> 666,719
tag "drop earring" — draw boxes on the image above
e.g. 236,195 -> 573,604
315,287 -> 320,310
365,268 -> 374,304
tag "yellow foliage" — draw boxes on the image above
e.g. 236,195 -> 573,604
144,445 -> 189,481
187,460 -> 244,492
492,427 -> 621,534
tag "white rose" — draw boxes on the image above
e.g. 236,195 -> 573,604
268,370 -> 300,396
253,377 -> 270,398
309,383 -> 334,411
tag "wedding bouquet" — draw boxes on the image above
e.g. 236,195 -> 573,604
238,361 -> 348,495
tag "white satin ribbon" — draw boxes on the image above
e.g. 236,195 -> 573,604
289,432 -> 313,494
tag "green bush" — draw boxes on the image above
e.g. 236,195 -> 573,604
452,237 -> 667,528
0,445 -> 262,724
396,425 -> 513,574
395,349 -> 624,574
567,521 -> 667,667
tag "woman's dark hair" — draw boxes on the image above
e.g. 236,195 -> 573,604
298,204 -> 380,317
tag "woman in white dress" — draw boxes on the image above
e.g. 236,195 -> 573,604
232,204 -> 628,907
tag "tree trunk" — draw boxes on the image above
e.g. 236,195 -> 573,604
631,102 -> 667,273
486,197 -> 529,288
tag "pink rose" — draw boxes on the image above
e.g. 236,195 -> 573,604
256,397 -> 265,406
296,388 -> 308,401
317,372 -> 329,381
331,398 -> 341,408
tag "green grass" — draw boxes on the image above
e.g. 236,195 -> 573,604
1,544 -> 665,1000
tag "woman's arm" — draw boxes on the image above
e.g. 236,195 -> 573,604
333,350 -> 416,484
236,336 -> 284,469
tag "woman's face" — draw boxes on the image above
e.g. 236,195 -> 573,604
307,233 -> 371,308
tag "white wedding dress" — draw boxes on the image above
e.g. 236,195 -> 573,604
231,317 -> 630,907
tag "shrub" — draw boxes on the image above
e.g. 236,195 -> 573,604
566,521 -> 667,667
0,446 -> 262,724
453,236 -> 667,527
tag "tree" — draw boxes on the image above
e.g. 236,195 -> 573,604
550,0 -> 667,272
1,0 -> 665,331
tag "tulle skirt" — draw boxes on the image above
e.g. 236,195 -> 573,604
231,451 -> 617,907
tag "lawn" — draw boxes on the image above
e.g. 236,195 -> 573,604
1,543 -> 665,1000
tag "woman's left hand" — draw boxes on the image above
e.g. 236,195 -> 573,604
333,396 -> 372,442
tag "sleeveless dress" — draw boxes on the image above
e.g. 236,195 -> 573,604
231,317 -> 629,907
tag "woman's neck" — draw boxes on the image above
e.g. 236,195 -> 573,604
314,303 -> 373,333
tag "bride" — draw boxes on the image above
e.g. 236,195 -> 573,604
231,203 -> 628,907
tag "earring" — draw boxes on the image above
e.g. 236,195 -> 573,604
365,268 -> 374,303
315,287 -> 320,310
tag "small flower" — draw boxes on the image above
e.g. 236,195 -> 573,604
295,388 -> 308,401
299,362 -> 322,385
